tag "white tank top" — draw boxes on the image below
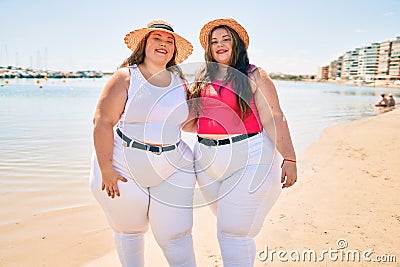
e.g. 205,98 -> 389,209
117,65 -> 189,144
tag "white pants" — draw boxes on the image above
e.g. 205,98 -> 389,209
90,140 -> 196,267
194,132 -> 282,267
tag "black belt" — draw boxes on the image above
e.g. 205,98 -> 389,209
116,128 -> 179,155
197,132 -> 260,146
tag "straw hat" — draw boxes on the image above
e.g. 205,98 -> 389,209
124,20 -> 193,64
199,18 -> 249,49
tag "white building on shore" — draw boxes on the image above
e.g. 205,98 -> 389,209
323,36 -> 400,82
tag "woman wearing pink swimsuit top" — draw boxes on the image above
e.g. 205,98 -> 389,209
185,18 -> 297,266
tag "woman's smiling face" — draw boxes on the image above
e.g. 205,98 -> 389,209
210,27 -> 232,65
145,30 -> 175,65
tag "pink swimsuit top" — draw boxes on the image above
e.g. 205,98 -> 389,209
197,80 -> 262,134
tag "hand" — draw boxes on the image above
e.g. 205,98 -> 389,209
281,160 -> 297,188
101,168 -> 128,198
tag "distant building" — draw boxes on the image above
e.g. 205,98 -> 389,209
388,37 -> 400,79
341,49 -> 360,80
340,51 -> 351,79
358,43 -> 379,80
376,40 -> 391,80
328,60 -> 338,79
337,56 -> 343,78
321,36 -> 400,81
317,65 -> 329,80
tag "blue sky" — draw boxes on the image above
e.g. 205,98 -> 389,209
1,0 -> 399,74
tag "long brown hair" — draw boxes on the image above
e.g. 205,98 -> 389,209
119,32 -> 187,83
188,25 -> 252,119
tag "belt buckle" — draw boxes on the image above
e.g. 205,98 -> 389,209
206,139 -> 218,146
153,147 -> 162,155
149,145 -> 162,155
123,140 -> 133,147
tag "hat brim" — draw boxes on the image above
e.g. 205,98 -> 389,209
124,28 -> 193,64
199,18 -> 249,50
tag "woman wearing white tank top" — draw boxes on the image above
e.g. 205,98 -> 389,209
89,20 -> 196,267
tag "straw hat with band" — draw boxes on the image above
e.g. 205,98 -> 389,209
199,18 -> 249,50
124,20 -> 193,64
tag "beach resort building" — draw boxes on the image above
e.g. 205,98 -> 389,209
317,65 -> 329,80
328,60 -> 338,80
358,43 -> 380,80
336,56 -> 343,78
322,36 -> 400,82
340,49 -> 360,80
377,40 -> 391,78
388,37 -> 400,79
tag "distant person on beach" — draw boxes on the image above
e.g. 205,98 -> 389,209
185,18 -> 297,266
89,20 -> 197,266
375,93 -> 389,107
388,93 -> 395,107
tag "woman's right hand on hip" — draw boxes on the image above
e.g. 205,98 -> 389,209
101,168 -> 128,198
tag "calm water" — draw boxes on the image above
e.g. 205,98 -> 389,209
275,81 -> 398,152
0,77 -> 397,222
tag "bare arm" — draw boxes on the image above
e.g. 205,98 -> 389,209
93,68 -> 130,197
251,67 -> 297,188
180,79 -> 198,133
181,106 -> 198,133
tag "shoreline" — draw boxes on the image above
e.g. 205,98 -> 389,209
0,109 -> 399,266
316,79 -> 400,89
285,78 -> 400,90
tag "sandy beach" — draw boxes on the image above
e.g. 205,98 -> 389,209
1,109 -> 399,266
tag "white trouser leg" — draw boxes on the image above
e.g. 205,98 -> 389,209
113,232 -> 145,267
149,168 -> 197,267
90,141 -> 197,267
90,154 -> 149,267
216,163 -> 282,266
217,231 -> 255,267
195,133 -> 282,267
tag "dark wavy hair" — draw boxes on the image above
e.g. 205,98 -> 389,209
188,25 -> 252,119
119,32 -> 186,82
